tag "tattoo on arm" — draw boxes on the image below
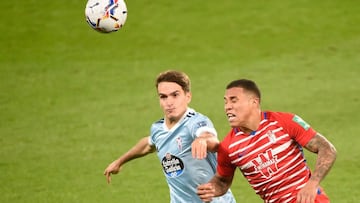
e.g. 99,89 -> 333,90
210,174 -> 233,197
305,133 -> 337,183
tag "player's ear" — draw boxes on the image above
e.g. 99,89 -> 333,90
186,92 -> 192,103
249,96 -> 259,105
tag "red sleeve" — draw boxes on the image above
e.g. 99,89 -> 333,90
217,132 -> 236,177
276,112 -> 317,146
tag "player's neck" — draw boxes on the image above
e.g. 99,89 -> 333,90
165,109 -> 188,130
240,110 -> 262,134
166,119 -> 178,129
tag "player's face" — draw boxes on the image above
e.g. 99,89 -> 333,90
224,87 -> 257,128
157,82 -> 191,124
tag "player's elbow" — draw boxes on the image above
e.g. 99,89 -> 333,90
329,143 -> 337,161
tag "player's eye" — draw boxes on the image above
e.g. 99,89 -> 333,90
171,92 -> 180,98
230,97 -> 238,103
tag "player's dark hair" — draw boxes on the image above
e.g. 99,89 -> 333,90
156,70 -> 191,92
226,79 -> 261,102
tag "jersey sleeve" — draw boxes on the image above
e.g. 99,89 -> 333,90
216,134 -> 236,177
192,115 -> 217,138
279,112 -> 317,146
149,122 -> 160,146
148,135 -> 154,146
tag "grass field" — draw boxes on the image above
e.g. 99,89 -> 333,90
1,0 -> 359,202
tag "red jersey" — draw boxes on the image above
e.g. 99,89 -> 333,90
217,111 -> 317,203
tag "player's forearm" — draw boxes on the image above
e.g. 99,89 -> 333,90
307,134 -> 337,184
116,137 -> 154,166
210,174 -> 232,197
311,147 -> 336,184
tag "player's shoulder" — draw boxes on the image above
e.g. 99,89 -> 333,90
185,108 -> 216,131
265,111 -> 295,121
186,108 -> 210,120
150,118 -> 164,130
153,117 -> 164,124
185,108 -> 197,118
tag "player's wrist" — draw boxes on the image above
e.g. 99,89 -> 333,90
306,178 -> 320,188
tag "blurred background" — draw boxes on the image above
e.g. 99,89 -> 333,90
1,0 -> 359,202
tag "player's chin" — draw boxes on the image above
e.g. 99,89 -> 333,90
228,121 -> 238,128
167,114 -> 180,122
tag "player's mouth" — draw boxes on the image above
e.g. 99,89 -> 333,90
227,113 -> 236,121
166,108 -> 175,114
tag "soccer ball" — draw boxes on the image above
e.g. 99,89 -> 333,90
85,0 -> 127,33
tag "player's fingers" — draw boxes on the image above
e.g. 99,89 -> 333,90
197,140 -> 207,159
192,138 -> 208,159
297,191 -> 315,203
196,139 -> 206,159
296,193 -> 309,203
201,142 -> 207,159
191,143 -> 200,159
104,170 -> 111,184
197,146 -> 203,159
106,173 -> 111,184
197,184 -> 215,202
191,145 -> 196,159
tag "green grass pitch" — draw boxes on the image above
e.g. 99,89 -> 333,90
1,0 -> 359,202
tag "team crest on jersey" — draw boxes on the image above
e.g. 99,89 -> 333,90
161,153 -> 184,178
292,115 -> 310,130
266,130 -> 277,143
176,137 -> 182,152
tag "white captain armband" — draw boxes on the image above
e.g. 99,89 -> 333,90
195,126 -> 218,138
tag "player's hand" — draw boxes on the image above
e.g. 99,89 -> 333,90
103,161 -> 122,184
296,180 -> 318,203
191,138 -> 207,159
197,183 -> 216,202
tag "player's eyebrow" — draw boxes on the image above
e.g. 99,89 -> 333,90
224,96 -> 238,101
158,90 -> 181,97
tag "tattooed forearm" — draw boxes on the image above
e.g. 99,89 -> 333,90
305,133 -> 337,183
209,174 -> 233,197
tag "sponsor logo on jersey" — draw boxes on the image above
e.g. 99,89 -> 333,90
161,153 -> 184,178
251,149 -> 278,178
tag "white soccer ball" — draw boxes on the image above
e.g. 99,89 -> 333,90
85,0 -> 127,33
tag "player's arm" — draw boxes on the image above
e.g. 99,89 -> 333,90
305,132 -> 337,184
297,133 -> 337,202
197,172 -> 234,202
103,136 -> 156,183
192,131 -> 219,159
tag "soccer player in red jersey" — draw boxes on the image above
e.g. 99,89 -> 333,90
197,79 -> 337,203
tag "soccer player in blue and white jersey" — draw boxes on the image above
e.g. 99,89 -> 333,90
104,70 -> 236,203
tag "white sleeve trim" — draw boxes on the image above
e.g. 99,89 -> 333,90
195,126 -> 218,137
148,136 -> 154,146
